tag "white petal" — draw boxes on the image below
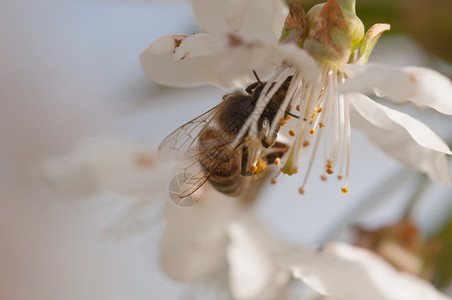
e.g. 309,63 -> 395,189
349,93 -> 452,185
191,0 -> 287,43
140,33 -> 277,89
159,190 -> 241,282
341,64 -> 452,115
39,137 -> 169,196
275,243 -> 451,300
227,214 -> 291,300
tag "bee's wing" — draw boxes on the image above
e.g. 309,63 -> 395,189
158,103 -> 222,162
159,103 -> 230,199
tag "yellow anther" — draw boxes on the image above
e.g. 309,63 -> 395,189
271,178 -> 277,184
314,106 -> 323,113
281,166 -> 298,175
311,112 -> 316,119
320,175 -> 327,181
296,104 -> 301,111
319,122 -> 325,128
337,175 -> 343,180
341,187 -> 349,194
278,118 -> 286,126
250,165 -> 257,173
302,140 -> 310,147
289,130 -> 295,137
326,163 -> 332,169
284,115 -> 291,121
309,120 -> 313,125
326,168 -> 334,175
299,187 -> 305,195
274,157 -> 281,165
309,129 -> 315,135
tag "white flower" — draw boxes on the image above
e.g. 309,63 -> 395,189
39,137 -> 172,239
275,242 -> 452,300
160,188 -> 292,300
140,0 -> 452,194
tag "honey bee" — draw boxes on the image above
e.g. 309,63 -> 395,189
159,74 -> 294,198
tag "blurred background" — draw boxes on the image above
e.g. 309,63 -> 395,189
1,0 -> 451,299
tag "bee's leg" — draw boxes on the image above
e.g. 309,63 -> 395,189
261,142 -> 289,165
245,82 -> 261,94
241,145 -> 251,176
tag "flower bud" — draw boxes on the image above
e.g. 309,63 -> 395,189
303,0 -> 364,66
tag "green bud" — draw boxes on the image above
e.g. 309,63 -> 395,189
303,0 -> 352,66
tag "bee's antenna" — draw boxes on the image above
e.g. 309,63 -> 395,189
252,70 -> 263,85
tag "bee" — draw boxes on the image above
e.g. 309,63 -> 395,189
159,73 -> 294,198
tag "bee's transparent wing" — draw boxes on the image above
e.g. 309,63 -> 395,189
159,103 -> 228,199
158,103 -> 222,162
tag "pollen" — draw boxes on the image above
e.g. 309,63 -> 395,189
296,104 -> 301,111
274,157 -> 281,165
271,178 -> 277,184
337,175 -> 343,180
298,187 -> 305,195
289,130 -> 295,136
311,112 -> 316,119
302,140 -> 310,147
320,175 -> 327,181
326,168 -> 334,175
319,122 -> 325,128
309,129 -> 315,135
284,115 -> 291,121
278,118 -> 287,126
341,187 -> 349,194
314,106 -> 323,113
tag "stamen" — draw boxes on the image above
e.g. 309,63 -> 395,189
274,157 -> 281,165
302,140 -> 310,147
296,104 -> 301,111
298,187 -> 305,195
289,130 -> 296,136
309,129 -> 315,135
341,187 -> 349,194
271,178 -> 278,184
320,175 -> 327,181
299,124 -> 324,193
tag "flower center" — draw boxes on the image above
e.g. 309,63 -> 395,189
235,62 -> 351,194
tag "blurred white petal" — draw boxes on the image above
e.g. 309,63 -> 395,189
227,215 -> 291,300
191,0 -> 287,43
276,243 -> 451,300
349,93 -> 452,185
159,191 -> 242,281
341,64 -> 452,115
39,137 -> 169,196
